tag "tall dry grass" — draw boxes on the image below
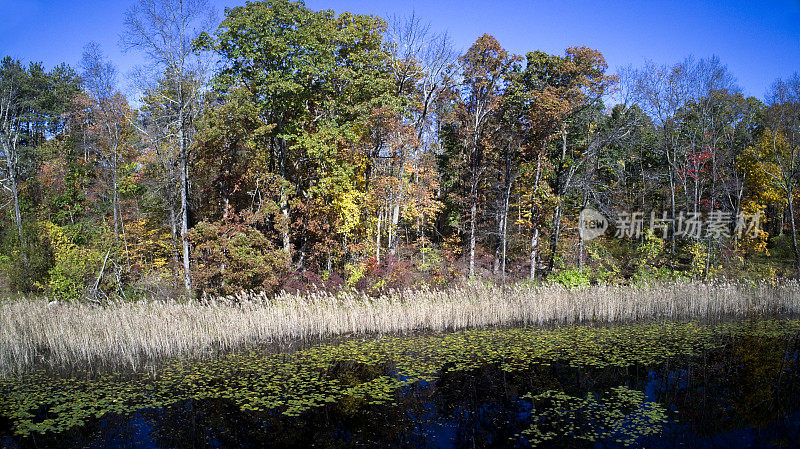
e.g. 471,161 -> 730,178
1,281 -> 799,373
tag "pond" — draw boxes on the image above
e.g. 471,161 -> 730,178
1,320 -> 799,448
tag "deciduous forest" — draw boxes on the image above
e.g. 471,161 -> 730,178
1,0 -> 798,300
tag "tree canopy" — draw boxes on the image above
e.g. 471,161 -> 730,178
1,0 -> 797,299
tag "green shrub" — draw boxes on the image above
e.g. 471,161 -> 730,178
35,222 -> 100,300
631,266 -> 687,286
0,221 -> 53,292
769,234 -> 794,260
547,268 -> 591,288
585,240 -> 621,283
344,261 -> 366,287
188,219 -> 291,296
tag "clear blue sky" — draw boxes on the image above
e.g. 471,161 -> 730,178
1,0 -> 798,99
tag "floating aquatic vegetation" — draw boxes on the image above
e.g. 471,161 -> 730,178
519,387 -> 668,447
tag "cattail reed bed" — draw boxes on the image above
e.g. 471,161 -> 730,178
1,280 -> 799,374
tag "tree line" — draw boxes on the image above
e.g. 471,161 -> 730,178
1,0 -> 799,300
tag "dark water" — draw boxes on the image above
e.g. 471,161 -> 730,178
2,321 -> 800,448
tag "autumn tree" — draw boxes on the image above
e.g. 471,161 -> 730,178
122,0 -> 215,292
80,43 -> 134,238
762,74 -> 800,273
459,34 -> 517,277
0,58 -> 29,264
0,58 -> 79,288
519,47 -> 616,272
195,0 -> 396,290
381,14 -> 456,259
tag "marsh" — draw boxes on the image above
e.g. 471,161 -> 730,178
2,318 -> 799,448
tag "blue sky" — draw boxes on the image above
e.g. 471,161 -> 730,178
1,0 -> 798,99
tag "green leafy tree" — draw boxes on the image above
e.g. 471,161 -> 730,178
201,0 -> 396,273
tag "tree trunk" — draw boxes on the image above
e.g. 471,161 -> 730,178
497,146 -> 513,280
169,201 -> 179,259
548,126 -> 568,272
493,210 -> 503,275
501,183 -> 510,284
279,138 -> 291,256
529,153 -> 543,280
420,215 -> 426,266
281,197 -> 291,253
548,202 -> 563,271
9,157 -> 26,264
530,227 -> 539,280
375,207 -> 382,262
469,193 -> 477,278
390,202 -> 400,256
578,193 -> 588,270
296,225 -> 306,270
179,111 -> 192,293
389,143 -> 406,256
704,149 -> 719,277
788,185 -> 800,275
112,145 -> 119,237
667,146 -> 677,254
